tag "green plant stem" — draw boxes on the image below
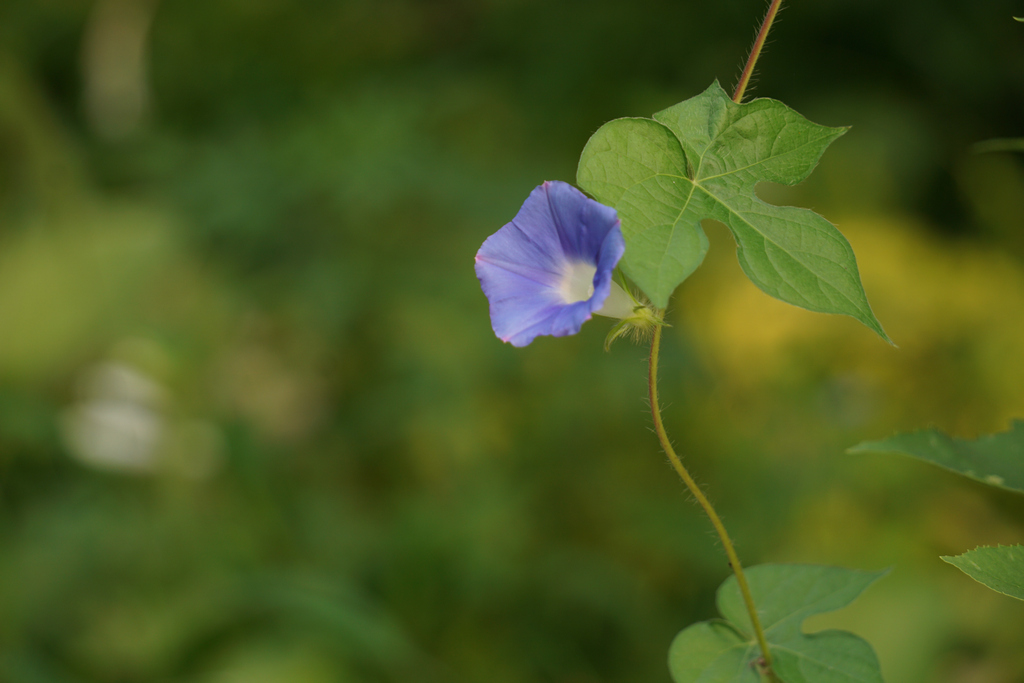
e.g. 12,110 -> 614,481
733,0 -> 784,103
648,4 -> 785,677
648,324 -> 777,680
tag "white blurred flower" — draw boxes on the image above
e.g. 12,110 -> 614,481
61,352 -> 225,478
61,361 -> 164,473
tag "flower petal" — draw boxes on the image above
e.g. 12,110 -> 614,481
505,301 -> 594,348
543,180 -> 620,260
475,181 -> 625,346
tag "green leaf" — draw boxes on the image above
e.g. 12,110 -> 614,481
668,564 -> 886,683
849,420 -> 1024,494
668,621 -> 758,683
577,117 -> 710,306
1015,16 -> 1024,21
577,82 -> 888,342
942,545 -> 1024,601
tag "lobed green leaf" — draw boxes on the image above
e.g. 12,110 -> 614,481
668,564 -> 886,683
578,82 -> 888,341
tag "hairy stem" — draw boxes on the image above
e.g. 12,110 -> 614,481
648,325 -> 777,679
647,4 -> 786,678
733,0 -> 784,103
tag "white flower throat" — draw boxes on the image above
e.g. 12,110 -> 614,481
557,260 -> 597,304
557,260 -> 635,319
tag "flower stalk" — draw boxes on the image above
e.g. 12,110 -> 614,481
641,5 -> 790,679
648,324 -> 778,680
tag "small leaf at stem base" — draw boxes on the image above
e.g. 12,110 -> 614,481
668,564 -> 887,683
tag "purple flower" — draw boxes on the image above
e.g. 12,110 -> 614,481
474,181 -> 634,347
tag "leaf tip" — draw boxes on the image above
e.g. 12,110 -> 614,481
863,315 -> 895,347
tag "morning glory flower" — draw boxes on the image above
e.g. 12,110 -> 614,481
474,181 -> 639,347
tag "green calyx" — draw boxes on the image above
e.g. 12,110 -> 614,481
604,284 -> 665,351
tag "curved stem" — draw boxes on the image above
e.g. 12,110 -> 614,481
648,324 -> 777,678
733,0 -> 784,103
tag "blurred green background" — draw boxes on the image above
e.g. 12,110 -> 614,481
1,0 -> 1024,681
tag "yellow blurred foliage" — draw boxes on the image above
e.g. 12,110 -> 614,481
680,214 -> 1024,434
0,206 -> 177,382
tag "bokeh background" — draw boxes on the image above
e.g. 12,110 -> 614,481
1,0 -> 1024,681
